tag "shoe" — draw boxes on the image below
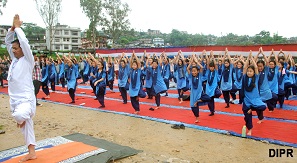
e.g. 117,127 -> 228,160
99,105 -> 105,108
209,113 -> 214,116
171,124 -> 180,129
69,101 -> 75,104
179,124 -> 185,129
149,107 -> 154,111
36,103 -> 43,107
165,93 -> 168,96
229,100 -> 234,104
225,104 -> 229,108
123,102 -> 127,104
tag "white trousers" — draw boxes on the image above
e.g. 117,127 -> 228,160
11,102 -> 36,147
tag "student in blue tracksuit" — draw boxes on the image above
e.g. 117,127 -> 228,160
89,60 -> 98,96
175,51 -> 188,103
144,56 -> 153,99
230,60 -> 244,104
284,54 -> 297,99
56,53 -> 65,88
129,53 -> 142,114
255,50 -> 276,112
66,58 -> 78,103
220,49 -> 234,108
241,52 -> 266,136
266,50 -> 279,105
82,58 -> 90,84
93,60 -> 106,108
118,53 -> 130,104
162,55 -> 170,96
41,59 -> 50,98
107,56 -> 115,93
150,54 -> 167,110
276,61 -> 297,109
48,60 -> 57,92
205,52 -> 219,116
186,55 -> 205,123
200,51 -> 208,91
217,59 -> 223,84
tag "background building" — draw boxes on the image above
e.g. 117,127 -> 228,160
81,30 -> 109,49
147,29 -> 161,35
46,23 -> 82,51
0,27 -> 7,45
153,38 -> 164,47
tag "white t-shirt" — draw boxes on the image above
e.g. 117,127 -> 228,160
5,28 -> 35,111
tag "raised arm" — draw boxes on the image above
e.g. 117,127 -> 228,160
196,57 -> 204,73
243,51 -> 252,75
187,55 -> 194,74
226,48 -> 233,64
274,50 -> 279,65
5,28 -> 15,60
251,54 -> 259,75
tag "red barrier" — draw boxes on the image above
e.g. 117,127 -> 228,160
96,44 -> 297,54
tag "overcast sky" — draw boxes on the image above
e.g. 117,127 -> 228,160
0,0 -> 296,37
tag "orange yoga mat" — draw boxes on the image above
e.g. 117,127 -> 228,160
4,142 -> 99,163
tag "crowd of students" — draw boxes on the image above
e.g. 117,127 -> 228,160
1,47 -> 297,135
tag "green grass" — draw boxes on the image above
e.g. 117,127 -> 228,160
0,125 -> 3,130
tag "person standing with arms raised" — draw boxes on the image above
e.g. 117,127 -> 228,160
5,14 -> 37,162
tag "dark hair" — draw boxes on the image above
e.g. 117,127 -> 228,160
191,66 -> 199,71
152,59 -> 158,64
279,56 -> 285,61
98,60 -> 104,69
247,65 -> 255,73
287,61 -> 291,69
238,61 -> 244,66
178,59 -> 183,65
257,60 -> 265,66
120,59 -> 126,64
225,59 -> 230,63
279,61 -> 284,68
209,61 -> 215,67
11,39 -> 20,46
166,58 -> 169,63
132,60 -> 138,65
269,60 -> 276,66
247,65 -> 256,86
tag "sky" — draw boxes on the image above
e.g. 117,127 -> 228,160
0,0 -> 296,37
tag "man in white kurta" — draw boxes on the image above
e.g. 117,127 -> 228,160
5,14 -> 37,162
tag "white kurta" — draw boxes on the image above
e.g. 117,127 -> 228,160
5,27 -> 36,147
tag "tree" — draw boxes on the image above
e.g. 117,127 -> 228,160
101,0 -> 130,47
80,0 -> 103,48
34,0 -> 62,52
0,0 -> 7,15
22,23 -> 46,43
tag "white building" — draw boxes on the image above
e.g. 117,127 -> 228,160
153,38 -> 164,47
0,27 -> 7,44
46,24 -> 82,51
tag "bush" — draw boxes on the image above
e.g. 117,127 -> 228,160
0,48 -> 9,57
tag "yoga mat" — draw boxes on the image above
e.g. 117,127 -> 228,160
63,133 -> 142,163
4,142 -> 102,163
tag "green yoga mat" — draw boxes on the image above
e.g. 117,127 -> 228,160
63,133 -> 142,163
